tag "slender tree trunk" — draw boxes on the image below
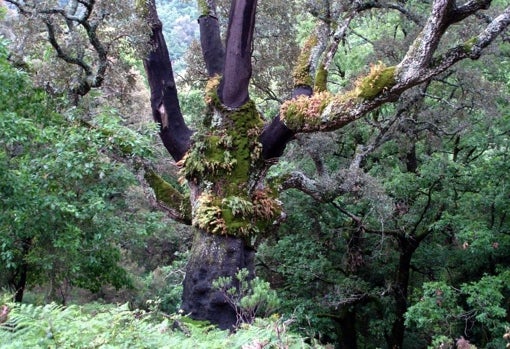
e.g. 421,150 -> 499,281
181,230 -> 255,329
11,238 -> 31,302
143,0 -> 192,160
13,263 -> 28,303
387,237 -> 418,349
336,309 -> 358,349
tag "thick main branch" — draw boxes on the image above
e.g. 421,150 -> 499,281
143,0 -> 192,161
219,0 -> 258,108
276,2 -> 509,136
198,0 -> 224,76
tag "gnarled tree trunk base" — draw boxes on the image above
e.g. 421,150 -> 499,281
181,229 -> 255,330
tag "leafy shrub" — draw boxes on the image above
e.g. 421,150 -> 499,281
213,268 -> 281,327
132,253 -> 188,314
405,273 -> 510,348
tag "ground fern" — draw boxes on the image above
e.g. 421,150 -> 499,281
0,301 -> 323,348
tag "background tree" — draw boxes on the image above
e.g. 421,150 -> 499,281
0,37 -> 148,303
258,6 -> 510,346
0,2 -> 184,308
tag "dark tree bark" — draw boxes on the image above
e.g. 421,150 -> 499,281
198,1 -> 224,77
335,309 -> 358,349
387,180 -> 438,348
178,0 -> 262,329
387,236 -> 419,349
12,263 -> 28,303
260,86 -> 313,159
218,0 -> 258,108
181,230 -> 255,329
9,238 -> 31,303
143,0 -> 192,161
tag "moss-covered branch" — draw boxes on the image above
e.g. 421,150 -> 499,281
144,169 -> 192,225
280,62 -> 397,133
292,34 -> 317,87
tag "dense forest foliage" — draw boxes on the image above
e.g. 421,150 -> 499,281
1,0 -> 510,348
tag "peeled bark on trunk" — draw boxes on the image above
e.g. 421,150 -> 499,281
181,230 -> 255,330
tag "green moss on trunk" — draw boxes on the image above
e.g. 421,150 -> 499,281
314,63 -> 328,92
181,80 -> 280,238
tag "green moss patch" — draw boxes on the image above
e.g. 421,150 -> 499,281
193,189 -> 281,238
293,34 -> 318,87
280,91 -> 333,132
354,63 -> 396,100
144,170 -> 191,220
314,63 -> 328,92
182,81 -> 279,238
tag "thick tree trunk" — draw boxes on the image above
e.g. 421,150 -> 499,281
142,0 -> 265,331
181,230 -> 255,330
177,0 -> 264,330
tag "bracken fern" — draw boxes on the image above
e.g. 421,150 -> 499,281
0,301 -> 323,348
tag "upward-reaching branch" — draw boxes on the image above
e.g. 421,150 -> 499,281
143,0 -> 192,161
219,0 -> 258,108
397,0 -> 492,84
198,0 -> 224,76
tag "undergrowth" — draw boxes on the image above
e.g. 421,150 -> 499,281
0,300 -> 323,348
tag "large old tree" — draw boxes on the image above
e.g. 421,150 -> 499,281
5,0 -> 510,339
141,0 -> 509,331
